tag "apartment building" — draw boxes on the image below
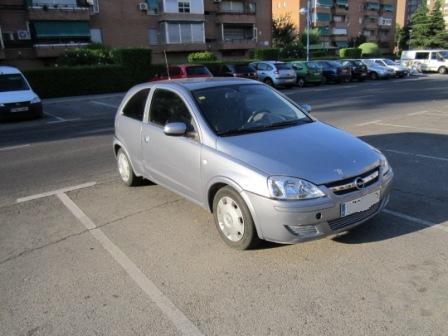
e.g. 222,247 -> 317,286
0,0 -> 272,68
396,0 -> 423,26
272,0 -> 396,52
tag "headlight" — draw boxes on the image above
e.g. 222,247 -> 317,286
0,103 -> 4,107
380,154 -> 390,175
267,176 -> 325,200
30,96 -> 41,104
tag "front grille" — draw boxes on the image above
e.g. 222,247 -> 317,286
325,166 -> 380,195
3,101 -> 30,108
328,202 -> 381,231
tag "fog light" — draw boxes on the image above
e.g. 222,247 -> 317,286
316,212 -> 322,220
286,225 -> 318,237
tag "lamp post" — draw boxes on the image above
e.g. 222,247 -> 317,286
299,0 -> 311,61
408,29 -> 413,50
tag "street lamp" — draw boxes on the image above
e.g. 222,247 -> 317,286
300,0 -> 312,61
408,29 -> 413,50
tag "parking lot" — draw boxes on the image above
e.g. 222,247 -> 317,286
1,75 -> 447,335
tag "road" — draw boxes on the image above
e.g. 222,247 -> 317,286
1,75 -> 447,336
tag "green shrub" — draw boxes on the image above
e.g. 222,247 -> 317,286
279,41 -> 304,59
23,65 -> 131,98
112,48 -> 152,82
57,46 -> 114,66
339,47 -> 362,58
359,42 -> 380,57
249,48 -> 280,60
187,51 -> 217,63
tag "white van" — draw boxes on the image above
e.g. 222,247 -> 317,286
400,50 -> 448,74
0,66 -> 42,121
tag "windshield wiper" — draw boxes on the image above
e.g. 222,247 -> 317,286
217,119 -> 311,136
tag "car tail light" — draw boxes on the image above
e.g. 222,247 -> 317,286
273,69 -> 279,75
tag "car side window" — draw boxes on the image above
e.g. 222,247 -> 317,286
431,53 -> 438,60
122,88 -> 150,121
257,63 -> 267,70
415,52 -> 429,60
375,60 -> 383,65
149,89 -> 196,133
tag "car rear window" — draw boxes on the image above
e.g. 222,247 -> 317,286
186,66 -> 211,76
234,65 -> 254,73
275,63 -> 292,70
0,74 -> 29,92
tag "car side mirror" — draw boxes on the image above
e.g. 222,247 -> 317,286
163,122 -> 187,136
301,104 -> 312,114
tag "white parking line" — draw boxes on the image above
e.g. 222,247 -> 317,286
90,101 -> 119,109
384,149 -> 448,162
44,112 -> 65,122
0,144 -> 30,152
407,111 -> 427,116
16,182 -> 97,203
375,122 -> 448,134
56,192 -> 204,336
354,95 -> 374,99
356,120 -> 382,126
384,209 -> 448,233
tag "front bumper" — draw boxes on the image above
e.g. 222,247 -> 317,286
244,170 -> 394,244
0,102 -> 43,121
274,77 -> 296,85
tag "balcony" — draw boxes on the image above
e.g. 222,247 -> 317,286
316,0 -> 333,8
331,28 -> 347,35
364,2 -> 380,12
33,42 -> 89,58
378,16 -> 392,27
156,43 -> 206,52
158,13 -> 204,22
313,12 -> 331,26
27,1 -> 91,20
215,39 -> 256,50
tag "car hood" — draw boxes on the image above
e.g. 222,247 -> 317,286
0,90 -> 37,104
216,121 -> 380,185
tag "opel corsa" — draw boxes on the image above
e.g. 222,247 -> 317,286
114,78 -> 393,249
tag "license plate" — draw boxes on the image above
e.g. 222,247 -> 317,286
341,191 -> 380,217
11,107 -> 29,112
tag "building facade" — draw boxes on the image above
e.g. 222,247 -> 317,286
396,0 -> 423,27
0,0 -> 272,68
272,0 -> 396,52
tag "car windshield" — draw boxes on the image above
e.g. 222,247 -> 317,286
275,63 -> 292,70
192,84 -> 312,136
437,51 -> 448,59
234,65 -> 254,73
186,66 -> 210,76
384,59 -> 396,65
352,60 -> 363,66
0,74 -> 29,92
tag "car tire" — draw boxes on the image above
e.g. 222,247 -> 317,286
297,77 -> 305,88
213,186 -> 261,250
116,148 -> 140,187
370,72 -> 378,80
264,78 -> 274,87
438,66 -> 447,74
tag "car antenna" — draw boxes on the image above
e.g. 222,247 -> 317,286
163,50 -> 171,80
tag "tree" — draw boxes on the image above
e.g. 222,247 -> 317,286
428,0 -> 448,48
348,34 -> 367,47
359,42 -> 380,56
300,28 -> 321,45
408,3 -> 431,48
272,15 -> 297,48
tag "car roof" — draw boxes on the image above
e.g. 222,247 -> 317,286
0,66 -> 22,75
135,77 -> 260,91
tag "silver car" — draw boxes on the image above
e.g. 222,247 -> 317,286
114,78 -> 393,249
249,61 -> 296,88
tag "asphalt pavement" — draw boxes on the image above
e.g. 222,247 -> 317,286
1,75 -> 447,336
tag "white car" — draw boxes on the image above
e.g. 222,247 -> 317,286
400,50 -> 448,74
0,66 -> 42,121
368,58 -> 409,78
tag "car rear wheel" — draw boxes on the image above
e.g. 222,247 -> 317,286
213,186 -> 260,250
116,148 -> 140,187
370,72 -> 378,80
438,66 -> 447,74
297,77 -> 305,88
263,78 -> 274,87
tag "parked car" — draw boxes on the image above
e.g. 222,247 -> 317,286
249,61 -> 296,88
289,61 -> 323,87
0,66 -> 42,121
150,64 -> 213,81
313,60 -> 351,83
359,59 -> 395,80
340,59 -> 368,81
215,64 -> 258,80
368,58 -> 409,78
114,78 -> 393,249
400,49 -> 448,74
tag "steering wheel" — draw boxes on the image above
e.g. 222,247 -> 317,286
246,109 -> 272,124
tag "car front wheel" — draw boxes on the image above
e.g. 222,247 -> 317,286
438,66 -> 447,74
263,78 -> 274,87
116,148 -> 140,186
297,77 -> 305,88
213,186 -> 260,250
370,72 -> 378,80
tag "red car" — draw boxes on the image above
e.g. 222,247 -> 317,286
150,64 -> 213,81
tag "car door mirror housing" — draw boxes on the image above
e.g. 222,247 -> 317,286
300,104 -> 312,114
163,122 -> 187,136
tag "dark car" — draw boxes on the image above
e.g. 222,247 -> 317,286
314,61 -> 351,84
216,64 -> 257,80
149,64 -> 213,81
340,59 -> 368,81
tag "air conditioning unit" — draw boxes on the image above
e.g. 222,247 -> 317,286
86,0 -> 94,4
138,2 -> 148,11
17,30 -> 31,40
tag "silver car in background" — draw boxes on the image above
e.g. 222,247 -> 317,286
249,61 -> 296,88
114,78 -> 393,249
359,59 -> 395,80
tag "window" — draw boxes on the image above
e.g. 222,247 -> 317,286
165,22 -> 204,43
148,28 -> 159,45
375,60 -> 384,65
415,52 -> 429,60
149,89 -> 195,132
122,89 -> 150,121
178,1 -> 190,13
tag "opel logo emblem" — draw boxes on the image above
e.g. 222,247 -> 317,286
354,177 -> 365,189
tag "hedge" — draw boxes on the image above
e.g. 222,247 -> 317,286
112,48 -> 152,82
359,42 -> 380,57
339,48 -> 362,58
24,65 -> 132,98
249,48 -> 280,60
187,51 -> 217,63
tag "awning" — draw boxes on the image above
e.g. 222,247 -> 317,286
317,0 -> 333,7
317,27 -> 330,36
335,0 -> 348,5
32,21 -> 90,38
315,13 -> 331,21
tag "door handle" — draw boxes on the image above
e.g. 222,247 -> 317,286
144,136 -> 150,143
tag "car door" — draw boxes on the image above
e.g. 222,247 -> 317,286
141,87 -> 202,202
415,52 -> 430,71
116,88 -> 150,175
256,63 -> 269,81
